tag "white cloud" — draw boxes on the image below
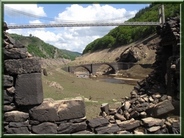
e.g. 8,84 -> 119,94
53,4 -> 136,23
4,4 -> 46,17
29,20 -> 43,24
6,4 -> 138,53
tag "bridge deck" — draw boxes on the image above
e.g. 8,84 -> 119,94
8,22 -> 160,29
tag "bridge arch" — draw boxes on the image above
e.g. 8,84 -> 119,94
94,63 -> 116,75
73,66 -> 92,74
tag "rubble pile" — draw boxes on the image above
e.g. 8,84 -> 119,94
96,93 -> 180,134
95,16 -> 180,134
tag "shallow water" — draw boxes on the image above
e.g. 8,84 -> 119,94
75,72 -> 140,85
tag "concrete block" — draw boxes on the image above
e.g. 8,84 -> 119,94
4,58 -> 41,75
15,73 -> 43,106
29,97 -> 85,122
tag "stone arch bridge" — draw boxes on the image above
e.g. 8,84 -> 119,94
63,62 -> 152,75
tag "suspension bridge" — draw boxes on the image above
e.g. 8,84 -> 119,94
5,5 -> 165,29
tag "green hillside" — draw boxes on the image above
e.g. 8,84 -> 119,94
10,33 -> 81,60
82,3 -> 180,54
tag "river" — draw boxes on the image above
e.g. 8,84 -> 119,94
75,72 -> 141,85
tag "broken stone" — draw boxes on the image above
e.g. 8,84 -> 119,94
87,117 -> 109,128
148,96 -> 154,102
5,126 -> 30,134
114,113 -> 126,121
9,120 -> 29,128
117,130 -> 131,134
147,100 -> 175,117
29,120 -> 40,125
134,127 -> 146,134
147,126 -> 161,132
130,90 -> 138,98
4,48 -> 27,59
124,110 -> 130,120
152,93 -> 161,99
69,116 -> 86,123
117,118 -> 141,131
130,110 -> 140,118
32,122 -> 57,134
109,109 -> 116,115
95,124 -> 120,134
137,97 -> 145,103
124,101 -> 131,110
6,86 -> 15,94
100,103 -> 109,115
4,90 -> 14,104
73,130 -> 94,134
140,112 -> 147,118
142,117 -> 164,127
143,96 -> 149,102
58,122 -> 87,134
4,111 -> 29,122
160,95 -> 168,101
3,75 -> 13,87
4,104 -> 16,112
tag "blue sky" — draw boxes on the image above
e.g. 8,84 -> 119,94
4,3 -> 150,53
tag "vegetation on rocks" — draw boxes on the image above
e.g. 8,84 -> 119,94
82,3 -> 180,54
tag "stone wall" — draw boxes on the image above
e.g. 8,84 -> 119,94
3,23 -> 91,134
2,16 -> 180,135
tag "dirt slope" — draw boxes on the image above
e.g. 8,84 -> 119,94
70,34 -> 161,65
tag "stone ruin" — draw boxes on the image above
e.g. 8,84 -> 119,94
2,16 -> 180,135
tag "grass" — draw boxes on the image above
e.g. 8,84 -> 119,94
42,66 -> 134,119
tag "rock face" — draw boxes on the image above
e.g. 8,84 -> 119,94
3,15 -> 180,135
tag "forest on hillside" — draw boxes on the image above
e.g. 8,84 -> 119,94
10,33 -> 81,60
82,3 -> 180,54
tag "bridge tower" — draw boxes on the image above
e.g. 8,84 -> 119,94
159,4 -> 165,27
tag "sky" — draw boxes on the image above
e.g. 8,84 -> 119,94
4,3 -> 150,53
